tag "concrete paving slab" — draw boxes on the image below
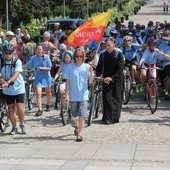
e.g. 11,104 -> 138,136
72,143 -> 101,159
93,143 -> 136,160
135,145 -> 170,162
59,160 -> 88,170
86,161 -> 132,170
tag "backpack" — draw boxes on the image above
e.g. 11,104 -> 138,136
122,44 -> 136,54
2,58 -> 18,68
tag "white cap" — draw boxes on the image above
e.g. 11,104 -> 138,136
54,22 -> 60,27
6,31 -> 14,36
17,28 -> 21,31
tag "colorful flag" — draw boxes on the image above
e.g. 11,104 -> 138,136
67,10 -> 112,47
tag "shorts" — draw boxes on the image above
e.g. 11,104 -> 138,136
3,93 -> 25,105
125,57 -> 138,66
141,64 -> 156,77
69,101 -> 89,118
164,65 -> 170,77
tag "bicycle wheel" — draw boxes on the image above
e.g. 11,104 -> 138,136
148,81 -> 158,114
123,75 -> 131,104
0,111 -> 9,132
60,93 -> 70,126
27,84 -> 35,110
87,92 -> 97,126
95,90 -> 102,118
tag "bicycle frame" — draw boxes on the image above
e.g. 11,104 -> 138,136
144,67 -> 160,114
23,69 -> 35,110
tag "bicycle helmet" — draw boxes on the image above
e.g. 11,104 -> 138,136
123,36 -> 132,42
128,20 -> 134,26
147,39 -> 157,46
147,26 -> 156,33
4,44 -> 15,53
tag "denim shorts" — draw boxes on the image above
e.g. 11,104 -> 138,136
70,101 -> 89,118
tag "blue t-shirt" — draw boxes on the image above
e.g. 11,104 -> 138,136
120,43 -> 140,61
1,57 -> 25,95
63,62 -> 90,102
160,44 -> 170,66
141,48 -> 164,65
27,54 -> 52,88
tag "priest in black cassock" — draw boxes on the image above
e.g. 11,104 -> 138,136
96,37 -> 124,125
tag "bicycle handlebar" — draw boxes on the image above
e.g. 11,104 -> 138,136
0,82 -> 14,89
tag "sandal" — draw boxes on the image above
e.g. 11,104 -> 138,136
76,135 -> 83,142
74,127 -> 79,136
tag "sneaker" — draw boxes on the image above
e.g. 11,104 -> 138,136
45,105 -> 50,112
139,86 -> 145,93
9,127 -> 18,135
135,86 -> 139,93
132,81 -> 136,86
19,124 -> 26,134
157,98 -> 161,104
35,110 -> 43,117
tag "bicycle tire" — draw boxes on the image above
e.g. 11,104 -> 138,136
0,111 -> 9,132
95,91 -> 102,118
27,84 -> 35,110
60,93 -> 70,126
148,81 -> 158,114
87,92 -> 97,126
123,75 -> 131,104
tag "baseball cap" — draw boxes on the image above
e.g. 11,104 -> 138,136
6,31 -> 14,36
17,28 -> 21,31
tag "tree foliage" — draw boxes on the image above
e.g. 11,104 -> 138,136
0,0 -> 143,30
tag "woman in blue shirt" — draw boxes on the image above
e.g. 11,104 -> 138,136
64,47 -> 93,142
24,44 -> 53,116
0,44 -> 26,135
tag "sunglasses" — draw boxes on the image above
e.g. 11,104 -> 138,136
150,44 -> 157,47
75,55 -> 83,58
124,40 -> 131,42
5,52 -> 13,55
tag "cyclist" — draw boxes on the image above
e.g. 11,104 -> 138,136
138,39 -> 170,93
0,44 -> 26,135
120,35 -> 146,85
54,50 -> 73,80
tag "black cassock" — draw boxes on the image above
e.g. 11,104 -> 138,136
96,49 -> 124,123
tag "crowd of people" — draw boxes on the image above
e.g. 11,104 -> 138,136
0,19 -> 170,141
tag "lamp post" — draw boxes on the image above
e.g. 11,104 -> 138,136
102,0 -> 103,12
86,0 -> 89,18
63,0 -> 65,18
6,0 -> 9,30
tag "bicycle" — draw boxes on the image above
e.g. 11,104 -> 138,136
58,79 -> 71,126
87,76 -> 104,126
122,63 -> 132,105
0,86 -> 10,132
23,69 -> 36,110
143,66 -> 162,114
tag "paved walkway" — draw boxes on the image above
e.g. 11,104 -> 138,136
0,0 -> 170,169
124,0 -> 170,26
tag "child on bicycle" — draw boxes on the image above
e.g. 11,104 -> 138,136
54,50 -> 73,80
138,39 -> 170,93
